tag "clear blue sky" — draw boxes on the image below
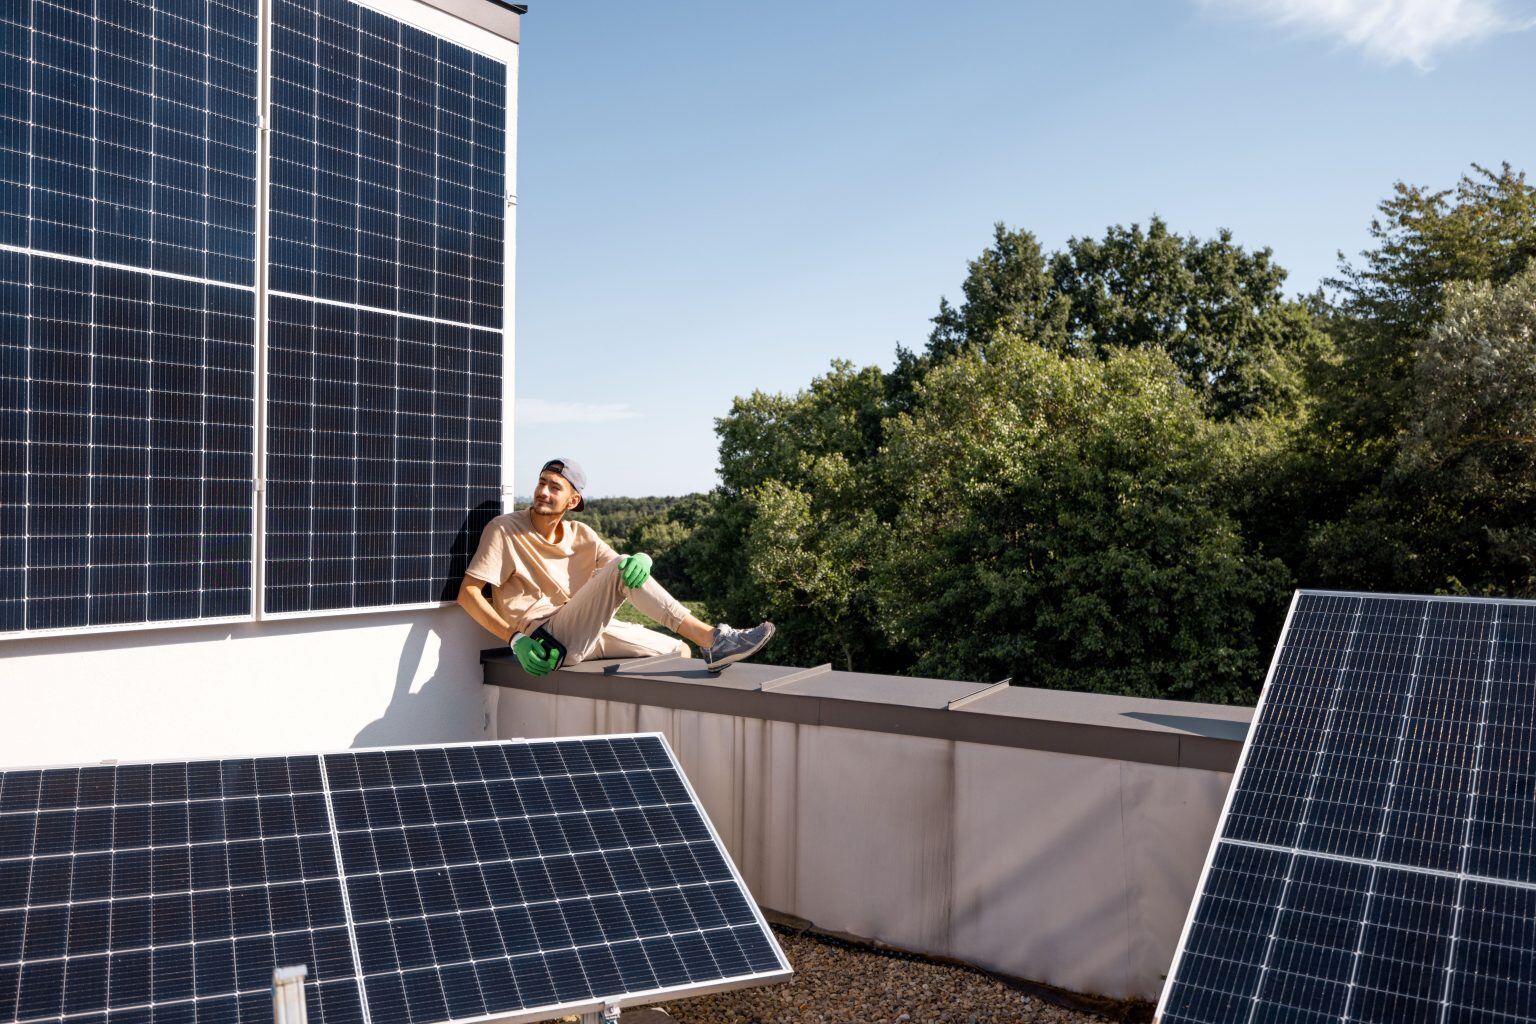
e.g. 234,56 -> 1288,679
513,0 -> 1536,498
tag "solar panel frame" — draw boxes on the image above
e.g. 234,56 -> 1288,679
1,0 -> 264,642
2,0 -> 518,642
256,0 -> 514,623
319,734 -> 793,1024
1155,590 -> 1536,1024
0,734 -> 792,1024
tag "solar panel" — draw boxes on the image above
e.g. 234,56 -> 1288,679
2,0 -> 512,637
262,0 -> 506,617
1157,591 -> 1536,1023
0,0 -> 261,636
0,735 -> 791,1024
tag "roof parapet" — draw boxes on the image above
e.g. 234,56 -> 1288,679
482,651 -> 1252,772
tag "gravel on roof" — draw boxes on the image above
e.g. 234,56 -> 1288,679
656,928 -> 1122,1024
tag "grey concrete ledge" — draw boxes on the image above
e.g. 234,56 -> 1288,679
481,650 -> 1252,771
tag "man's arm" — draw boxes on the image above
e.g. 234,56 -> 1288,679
456,575 -> 513,642
592,530 -> 621,570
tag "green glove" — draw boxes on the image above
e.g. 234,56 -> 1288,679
511,633 -> 560,677
618,552 -> 652,589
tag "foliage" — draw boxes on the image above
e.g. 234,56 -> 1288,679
589,163 -> 1536,704
900,218 -> 1324,422
1314,163 -> 1536,466
877,339 -> 1288,701
1300,163 -> 1536,590
1309,266 -> 1536,594
569,495 -> 711,597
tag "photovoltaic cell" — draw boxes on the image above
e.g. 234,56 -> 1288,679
262,297 -> 499,614
262,0 -> 505,616
0,736 -> 790,1024
324,736 -> 788,1022
0,252 -> 256,635
0,0 -> 259,636
1158,591 -> 1536,1023
3,0 -> 508,636
0,0 -> 260,285
0,755 -> 363,1024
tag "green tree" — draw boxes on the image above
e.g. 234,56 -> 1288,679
876,338 -> 1289,702
696,362 -> 899,668
1311,266 -> 1536,594
1319,163 -> 1536,456
1301,163 -> 1536,590
904,219 -> 1321,421
1049,217 -> 1320,420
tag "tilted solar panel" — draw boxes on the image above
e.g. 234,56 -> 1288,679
263,0 -> 506,617
0,736 -> 791,1024
0,0 -> 260,636
1157,591 -> 1536,1023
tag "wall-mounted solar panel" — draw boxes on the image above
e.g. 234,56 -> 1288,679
263,0 -> 507,617
0,735 -> 791,1024
0,0 -> 260,637
1157,591 -> 1536,1023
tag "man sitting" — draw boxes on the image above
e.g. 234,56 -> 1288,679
457,457 -> 775,676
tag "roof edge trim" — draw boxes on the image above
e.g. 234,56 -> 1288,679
415,0 -> 520,44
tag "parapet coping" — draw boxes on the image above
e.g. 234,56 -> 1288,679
481,650 -> 1252,772
421,0 -> 521,43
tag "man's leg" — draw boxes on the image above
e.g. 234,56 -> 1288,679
591,620 -> 688,660
539,561 -> 693,664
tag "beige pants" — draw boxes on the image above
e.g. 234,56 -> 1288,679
535,560 -> 691,664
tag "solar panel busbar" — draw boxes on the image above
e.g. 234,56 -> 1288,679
0,734 -> 792,1024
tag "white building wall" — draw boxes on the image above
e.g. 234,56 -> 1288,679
0,609 -> 499,768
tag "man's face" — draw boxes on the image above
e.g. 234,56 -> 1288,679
532,470 -> 579,515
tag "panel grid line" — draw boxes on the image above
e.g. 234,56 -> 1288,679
1437,606 -> 1503,1023
319,751 -> 377,1024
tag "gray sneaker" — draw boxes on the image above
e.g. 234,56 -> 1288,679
700,621 -> 776,673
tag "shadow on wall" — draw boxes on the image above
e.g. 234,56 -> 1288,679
353,505 -> 504,748
351,618 -> 489,748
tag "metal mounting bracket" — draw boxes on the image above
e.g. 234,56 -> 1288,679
272,965 -> 308,1024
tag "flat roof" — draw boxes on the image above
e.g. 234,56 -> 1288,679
482,651 -> 1253,772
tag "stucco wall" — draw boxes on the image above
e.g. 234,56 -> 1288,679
0,608 -> 498,767
496,688 -> 1232,1002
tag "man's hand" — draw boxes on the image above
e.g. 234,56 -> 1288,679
512,634 -> 560,677
618,553 -> 652,589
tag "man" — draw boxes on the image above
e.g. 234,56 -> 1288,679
458,458 -> 776,676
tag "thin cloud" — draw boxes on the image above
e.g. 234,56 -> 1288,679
518,398 -> 641,425
1202,0 -> 1535,68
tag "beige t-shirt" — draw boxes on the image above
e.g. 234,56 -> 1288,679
465,509 -> 621,633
